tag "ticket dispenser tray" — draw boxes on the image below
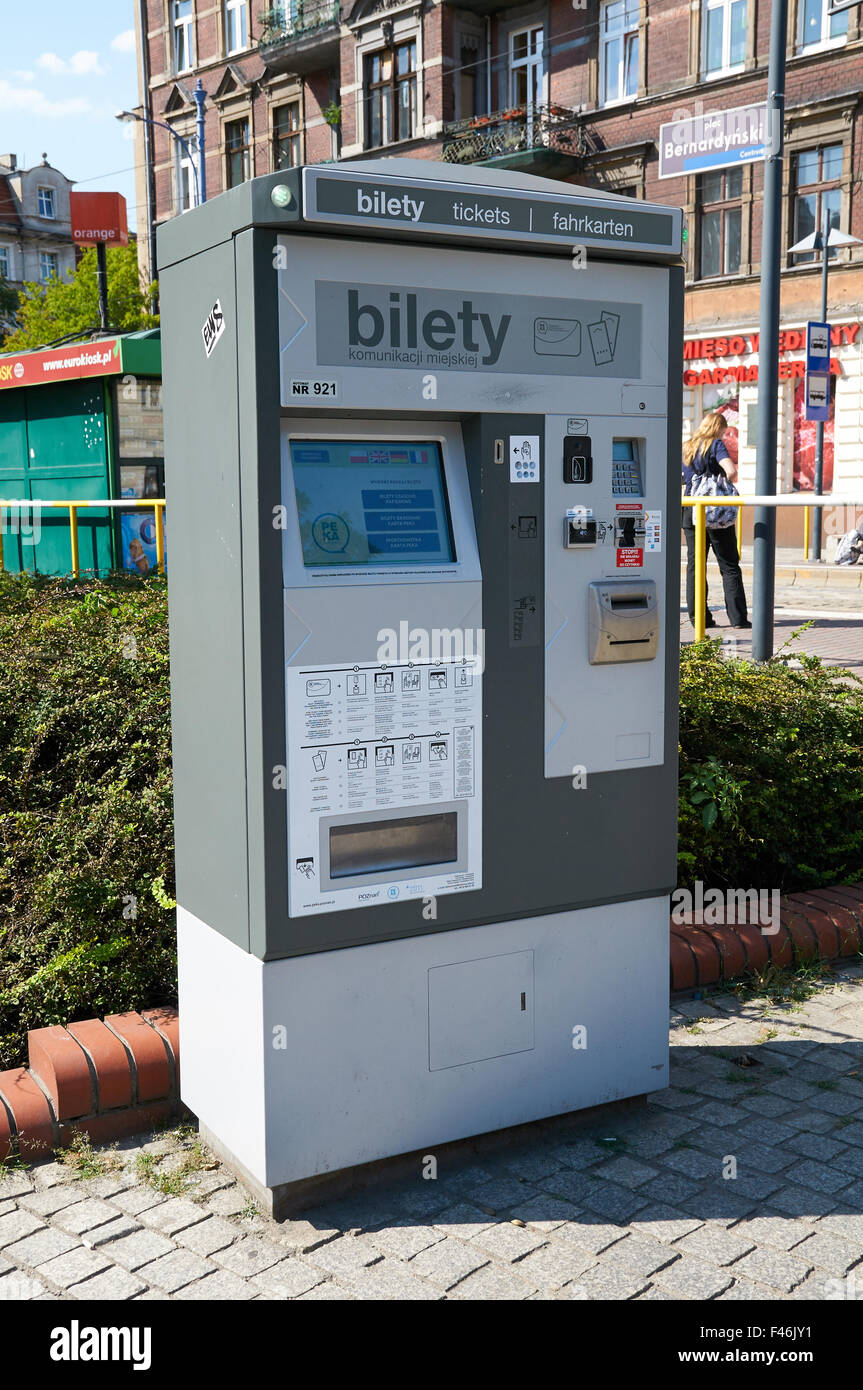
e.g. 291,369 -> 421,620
588,580 -> 659,665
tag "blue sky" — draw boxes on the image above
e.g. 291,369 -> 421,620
0,1 -> 141,227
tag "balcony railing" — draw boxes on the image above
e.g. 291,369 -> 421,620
257,1 -> 340,49
441,103 -> 593,167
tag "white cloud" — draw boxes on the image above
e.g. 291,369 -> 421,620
8,69 -> 35,82
111,30 -> 137,55
0,78 -> 91,118
38,50 -> 106,77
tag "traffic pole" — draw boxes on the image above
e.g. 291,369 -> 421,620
95,242 -> 109,332
752,0 -> 788,662
811,206 -> 830,561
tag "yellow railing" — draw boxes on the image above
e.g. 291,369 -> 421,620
0,499 -> 166,578
682,493 -> 863,639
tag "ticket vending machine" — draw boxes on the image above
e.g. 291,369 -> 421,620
158,160 -> 683,1215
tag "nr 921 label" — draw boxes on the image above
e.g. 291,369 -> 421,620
290,378 -> 338,399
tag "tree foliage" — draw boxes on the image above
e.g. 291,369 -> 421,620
2,245 -> 157,351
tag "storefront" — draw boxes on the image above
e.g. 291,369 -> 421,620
0,330 -> 163,576
682,320 -> 863,547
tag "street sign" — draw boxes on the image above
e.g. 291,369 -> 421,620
69,191 -> 129,247
658,102 -> 770,180
805,320 -> 831,421
827,0 -> 861,11
806,321 -> 830,368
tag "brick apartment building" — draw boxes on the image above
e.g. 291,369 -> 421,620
133,0 -> 863,512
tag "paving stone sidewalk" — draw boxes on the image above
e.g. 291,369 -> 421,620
2,964 -> 863,1302
680,608 -> 863,671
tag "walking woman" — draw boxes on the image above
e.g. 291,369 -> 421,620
682,412 -> 750,630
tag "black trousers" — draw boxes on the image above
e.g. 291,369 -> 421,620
683,522 -> 748,626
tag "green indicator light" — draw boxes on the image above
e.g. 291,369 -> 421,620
271,184 -> 293,209
682,227 -> 688,242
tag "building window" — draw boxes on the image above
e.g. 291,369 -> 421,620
698,167 -> 743,278
0,246 -> 10,279
600,2 -> 638,106
225,0 -> 248,54
510,25 -> 544,108
175,146 -> 196,211
273,102 -> 301,169
457,41 -> 486,120
37,186 -> 56,219
173,0 -> 195,73
40,251 -> 58,282
702,0 -> 747,76
365,40 -> 417,148
791,144 -> 843,263
798,0 -> 848,50
225,117 -> 251,187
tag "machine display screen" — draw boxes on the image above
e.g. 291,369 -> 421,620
291,439 -> 456,567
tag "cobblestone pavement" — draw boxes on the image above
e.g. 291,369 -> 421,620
2,965 -> 863,1302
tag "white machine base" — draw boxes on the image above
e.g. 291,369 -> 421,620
177,900 -> 669,1203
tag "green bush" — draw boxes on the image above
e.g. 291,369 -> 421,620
1,579 -> 860,1069
679,632 -> 863,892
0,574 -> 175,1069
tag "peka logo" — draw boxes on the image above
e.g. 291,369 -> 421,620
348,289 -> 511,367
50,1320 -> 151,1372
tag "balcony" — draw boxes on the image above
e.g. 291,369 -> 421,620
441,104 -> 596,178
257,2 -> 341,74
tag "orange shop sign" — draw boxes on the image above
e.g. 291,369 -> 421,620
69,191 -> 129,246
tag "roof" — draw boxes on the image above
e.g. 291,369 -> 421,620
0,330 -> 161,390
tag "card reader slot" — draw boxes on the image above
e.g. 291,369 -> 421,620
608,596 -> 649,612
588,579 -> 659,665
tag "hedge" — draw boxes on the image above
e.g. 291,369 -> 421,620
0,575 -> 175,1070
0,578 -> 861,1068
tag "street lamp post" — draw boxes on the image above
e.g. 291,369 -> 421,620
193,79 -> 207,205
116,85 -> 207,210
788,218 -> 862,561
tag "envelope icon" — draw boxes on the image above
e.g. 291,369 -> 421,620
534,317 -> 582,356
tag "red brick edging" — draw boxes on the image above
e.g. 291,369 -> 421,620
1,884 -> 861,1159
0,1007 -> 180,1163
670,883 -> 863,992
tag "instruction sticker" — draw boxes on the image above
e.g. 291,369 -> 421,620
616,547 -> 644,568
285,659 -> 483,917
645,510 -> 662,552
510,435 -> 540,483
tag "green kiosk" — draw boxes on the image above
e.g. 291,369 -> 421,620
0,330 -> 163,576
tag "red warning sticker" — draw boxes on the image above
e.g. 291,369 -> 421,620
616,547 -> 644,568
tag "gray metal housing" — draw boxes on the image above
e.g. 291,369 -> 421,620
158,160 -> 683,964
